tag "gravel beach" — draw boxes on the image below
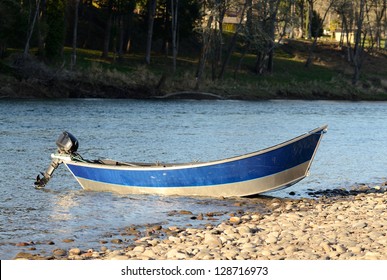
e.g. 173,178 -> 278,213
14,187 -> 387,260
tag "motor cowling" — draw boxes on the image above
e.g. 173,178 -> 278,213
56,131 -> 79,154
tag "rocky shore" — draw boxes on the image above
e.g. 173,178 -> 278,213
14,186 -> 387,260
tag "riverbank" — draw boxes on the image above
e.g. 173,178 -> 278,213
1,40 -> 387,101
1,67 -> 385,101
14,186 -> 387,260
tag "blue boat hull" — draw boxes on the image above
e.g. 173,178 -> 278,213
54,125 -> 327,197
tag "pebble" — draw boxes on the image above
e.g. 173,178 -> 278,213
13,191 -> 387,260
204,233 -> 222,247
132,245 -> 145,253
52,248 -> 67,257
16,242 -> 32,247
229,216 -> 241,224
69,248 -> 81,256
110,255 -> 130,260
63,239 -> 74,243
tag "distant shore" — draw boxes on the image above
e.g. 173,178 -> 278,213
14,185 -> 387,260
1,51 -> 387,101
0,77 -> 385,101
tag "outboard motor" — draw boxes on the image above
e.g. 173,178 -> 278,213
35,131 -> 78,189
56,131 -> 79,154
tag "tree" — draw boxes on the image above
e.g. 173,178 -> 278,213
45,0 -> 66,61
311,10 -> 323,38
171,0 -> 179,72
295,0 -> 306,38
371,0 -> 386,49
101,0 -> 114,58
351,0 -> 367,84
250,0 -> 282,75
145,0 -> 157,64
195,4 -> 214,90
218,0 -> 248,80
305,0 -> 315,39
335,0 -> 370,84
234,0 -> 253,77
305,1 -> 335,68
71,0 -> 80,69
24,0 -> 41,58
0,0 -> 27,57
266,0 -> 280,73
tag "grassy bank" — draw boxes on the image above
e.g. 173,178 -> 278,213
1,40 -> 387,100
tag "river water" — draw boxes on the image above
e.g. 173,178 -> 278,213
1,99 -> 386,259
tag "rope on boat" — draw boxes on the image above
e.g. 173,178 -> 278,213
71,153 -> 89,163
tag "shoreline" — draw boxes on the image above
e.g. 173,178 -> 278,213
1,60 -> 386,101
13,186 -> 387,260
2,41 -> 387,101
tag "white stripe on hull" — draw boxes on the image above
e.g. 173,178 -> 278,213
68,161 -> 311,197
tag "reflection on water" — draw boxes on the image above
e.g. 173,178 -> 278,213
1,99 -> 387,259
50,192 -> 80,222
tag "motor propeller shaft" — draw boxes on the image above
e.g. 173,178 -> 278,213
34,158 -> 61,189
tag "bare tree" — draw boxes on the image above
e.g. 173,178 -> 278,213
218,0 -> 248,80
266,0 -> 281,73
102,0 -> 113,58
71,0 -> 80,70
171,0 -> 179,72
352,0 -> 367,84
296,0 -> 306,38
24,0 -> 41,58
145,0 -> 157,64
195,12 -> 214,90
336,0 -> 369,84
306,0 -> 316,39
251,0 -> 281,75
234,0 -> 253,77
213,0 -> 235,73
371,0 -> 387,49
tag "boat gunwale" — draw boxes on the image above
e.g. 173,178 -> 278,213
59,125 -> 328,171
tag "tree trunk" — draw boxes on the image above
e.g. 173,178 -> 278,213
117,15 -> 125,60
126,11 -> 134,53
102,1 -> 113,58
145,0 -> 157,65
305,1 -> 334,68
24,0 -> 41,58
267,0 -> 279,73
299,0 -> 305,38
234,0 -> 252,77
306,0 -> 314,40
218,1 -> 248,80
351,0 -> 366,85
195,15 -> 213,90
216,1 -> 226,69
171,0 -> 179,72
71,0 -> 80,70
82,2 -> 92,48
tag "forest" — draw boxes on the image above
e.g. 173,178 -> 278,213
0,0 -> 386,100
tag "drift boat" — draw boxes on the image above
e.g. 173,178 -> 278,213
35,125 -> 327,197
